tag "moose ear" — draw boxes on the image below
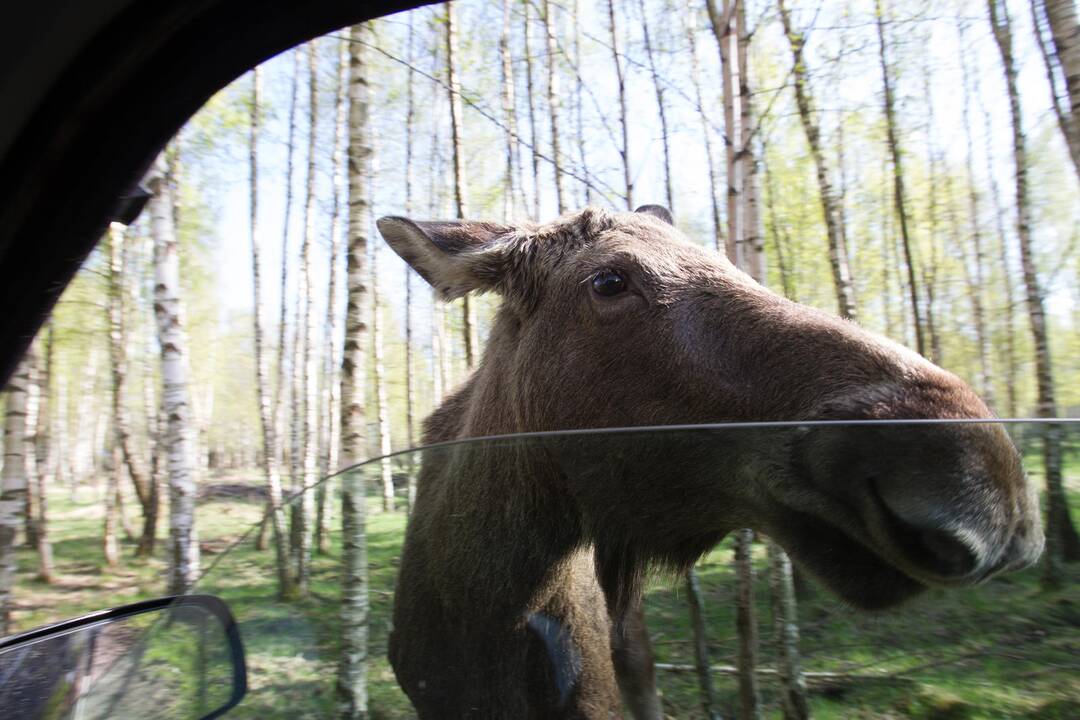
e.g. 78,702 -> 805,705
634,204 -> 674,226
376,216 -> 513,300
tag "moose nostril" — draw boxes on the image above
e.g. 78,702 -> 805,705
907,527 -> 979,578
870,480 -> 982,579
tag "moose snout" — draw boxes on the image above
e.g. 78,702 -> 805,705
796,422 -> 1044,587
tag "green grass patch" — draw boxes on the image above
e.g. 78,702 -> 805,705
13,475 -> 1080,718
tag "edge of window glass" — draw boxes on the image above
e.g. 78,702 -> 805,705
194,417 -> 1080,587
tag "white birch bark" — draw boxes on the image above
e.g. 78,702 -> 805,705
444,2 -> 479,370
294,41 -> 320,594
337,21 -> 373,720
874,0 -> 924,356
541,0 -> 567,214
988,0 -> 1080,583
0,355 -> 30,635
776,0 -> 858,320
606,0 -> 633,208
523,1 -> 542,217
318,38 -> 348,554
250,65 -> 294,597
500,0 -> 520,221
275,48 -> 302,480
148,152 -> 199,596
372,238 -> 394,513
686,13 -> 724,252
767,540 -> 809,719
34,324 -> 55,583
637,0 -> 674,212
405,14 -> 419,516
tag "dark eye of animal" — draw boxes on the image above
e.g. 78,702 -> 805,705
591,269 -> 626,297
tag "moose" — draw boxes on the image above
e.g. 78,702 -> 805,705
377,206 -> 1044,719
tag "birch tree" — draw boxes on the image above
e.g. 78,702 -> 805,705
445,1 -> 479,370
33,324 -> 55,583
106,223 -> 156,556
250,66 -> 293,597
1032,0 -> 1080,182
988,0 -> 1080,586
956,15 -> 996,409
500,0 -> 520,220
638,0 -> 674,211
319,38 -> 348,553
148,152 -> 199,596
874,0 -> 924,355
687,11 -> 723,252
768,541 -> 809,720
0,355 -> 31,635
104,440 -> 121,567
523,1 -> 542,217
541,0 -> 568,214
372,236 -> 394,512
295,41 -> 320,594
572,0 -> 591,206
337,20 -> 373,720
777,0 -> 858,320
404,16 -> 420,516
275,48 -> 302,483
607,0 -> 633,208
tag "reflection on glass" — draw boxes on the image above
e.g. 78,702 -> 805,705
188,420 -> 1075,718
0,601 -> 237,720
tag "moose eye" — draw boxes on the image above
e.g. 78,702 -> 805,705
591,269 -> 627,297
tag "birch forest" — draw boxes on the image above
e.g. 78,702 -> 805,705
2,0 -> 1080,717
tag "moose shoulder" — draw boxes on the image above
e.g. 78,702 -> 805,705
377,206 -> 1044,719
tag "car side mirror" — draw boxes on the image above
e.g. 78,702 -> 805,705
0,594 -> 246,720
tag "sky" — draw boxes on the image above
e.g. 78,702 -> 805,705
205,0 -> 1077,349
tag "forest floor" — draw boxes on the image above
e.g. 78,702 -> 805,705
11,468 -> 1080,720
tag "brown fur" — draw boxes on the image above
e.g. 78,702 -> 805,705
378,207 -> 1044,719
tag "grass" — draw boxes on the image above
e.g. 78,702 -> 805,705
11,463 -> 1080,720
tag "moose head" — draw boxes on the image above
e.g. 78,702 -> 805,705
378,204 -> 1036,613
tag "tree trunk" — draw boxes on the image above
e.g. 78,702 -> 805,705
768,540 -> 809,719
523,1 -> 542,217
707,0 -> 741,262
372,237 -> 394,513
988,0 -> 1080,582
445,2 -> 479,371
318,38 -> 349,555
336,20 -> 373,720
1033,0 -> 1080,182
295,41 -> 320,595
874,0 -> 924,356
148,151 -> 199,596
275,48 -> 302,483
34,323 -> 55,583
607,0 -> 633,208
686,13 -> 723,252
541,0 -> 568,214
920,58 -> 944,367
1,356 -> 31,634
405,15 -> 419,517
140,234 -> 163,556
776,0 -> 858,320
23,350 -> 40,549
685,569 -> 722,720
250,65 -> 294,597
737,0 -> 765,281
638,0 -> 673,212
764,150 -> 796,299
106,223 -> 156,556
104,443 -> 121,567
956,16 -> 996,409
500,0 -> 520,221
572,0 -> 591,206
734,529 -> 763,720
